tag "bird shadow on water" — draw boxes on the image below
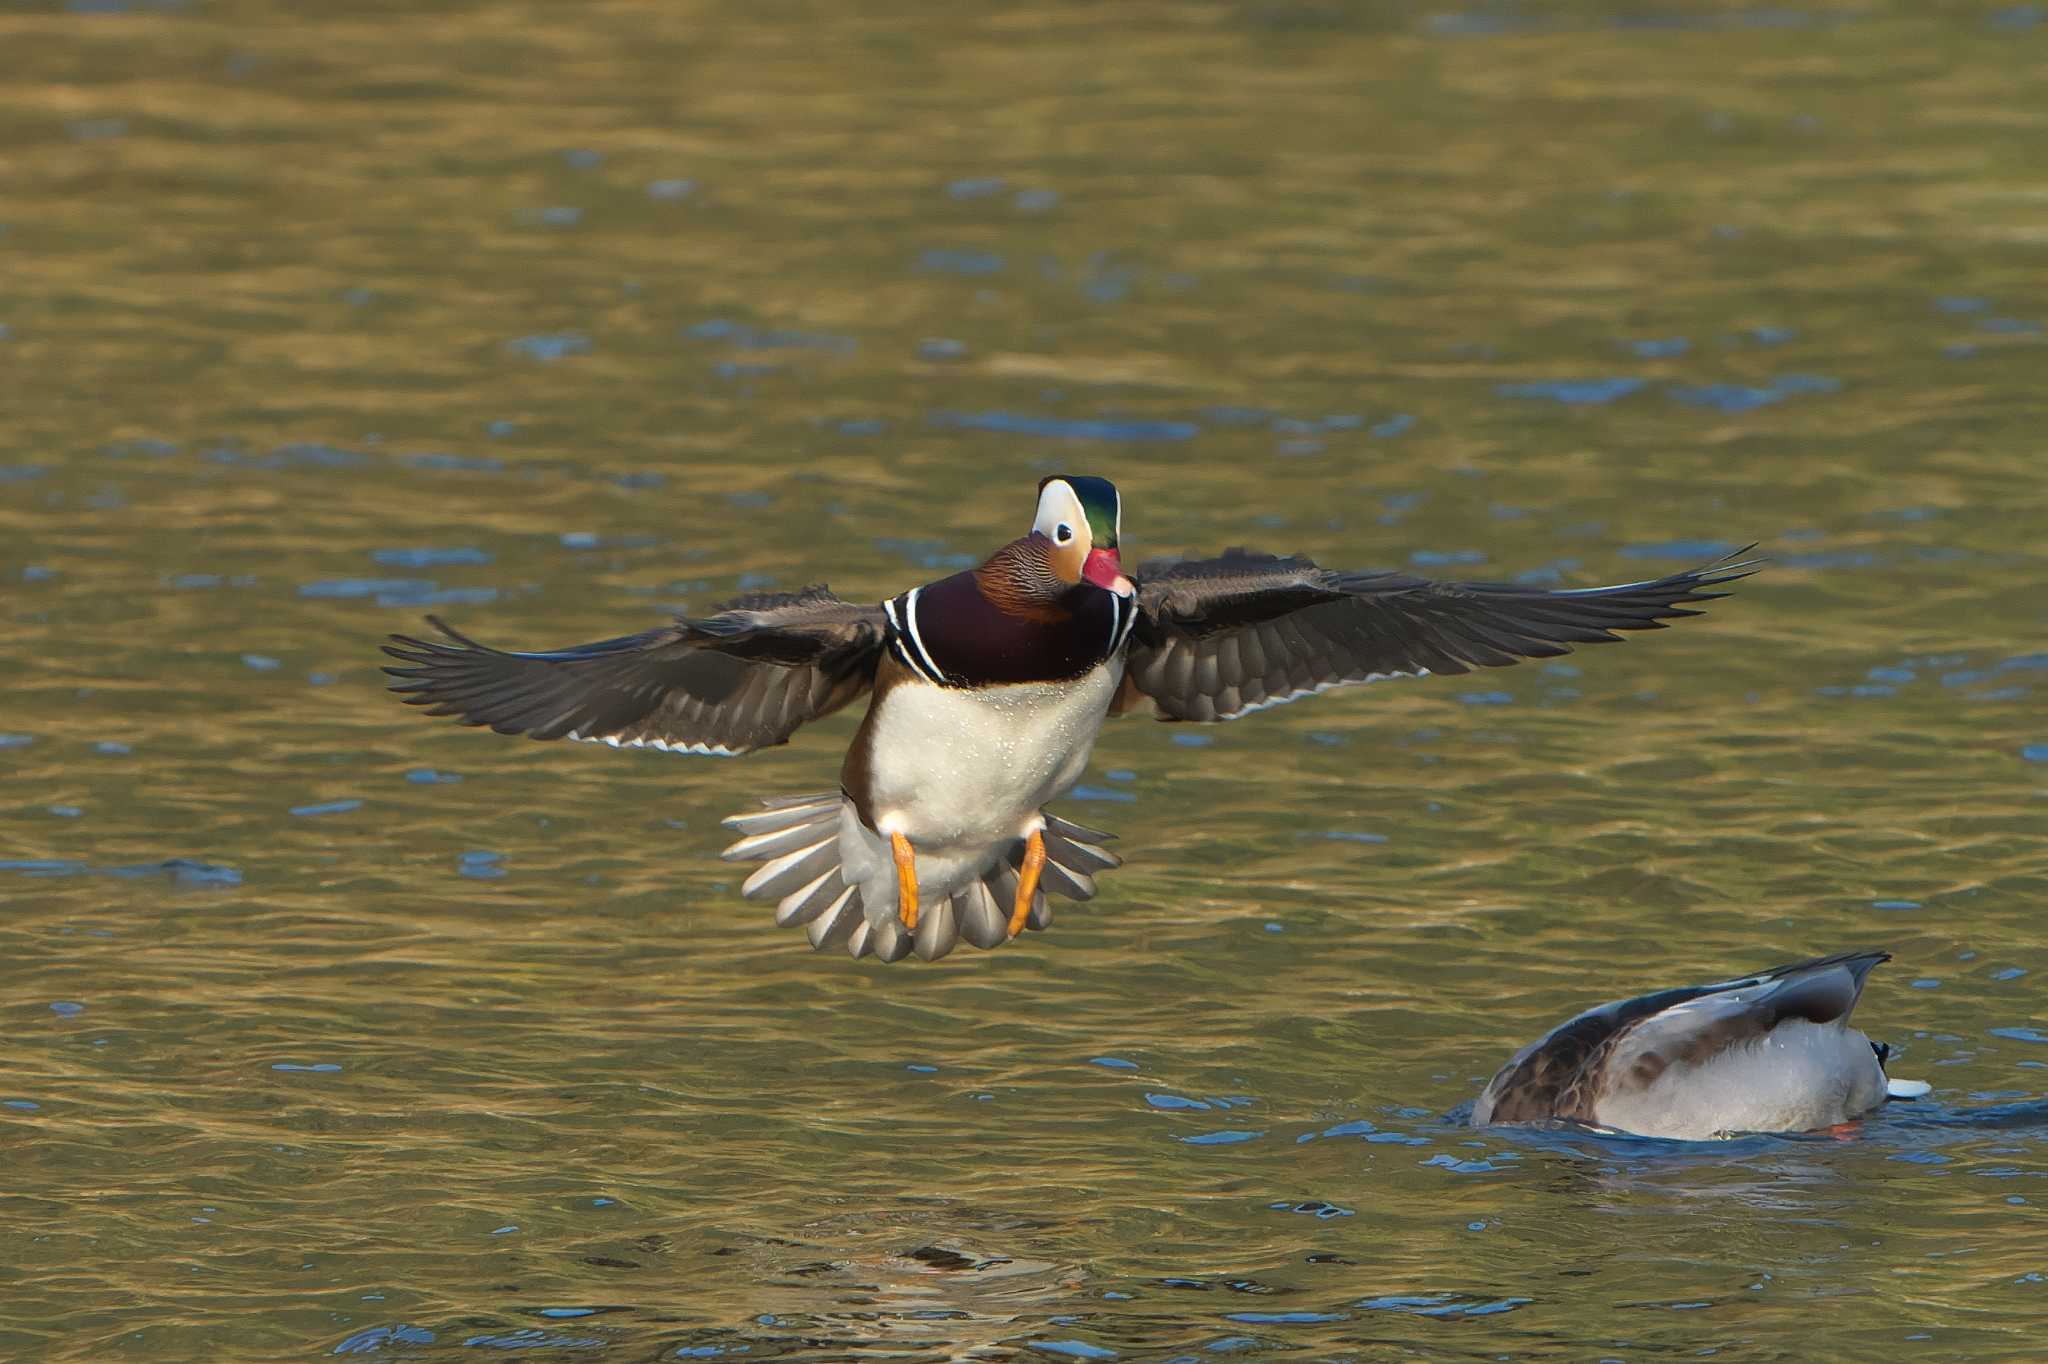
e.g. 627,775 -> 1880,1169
324,1099 -> 2048,1359
331,1204 -> 1094,1360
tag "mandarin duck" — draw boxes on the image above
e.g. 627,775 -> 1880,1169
1472,950 -> 1930,1140
385,475 -> 1753,963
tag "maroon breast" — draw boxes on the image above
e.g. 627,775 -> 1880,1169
902,572 -> 1121,686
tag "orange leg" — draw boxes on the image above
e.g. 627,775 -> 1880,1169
891,832 -> 919,931
1007,829 -> 1046,939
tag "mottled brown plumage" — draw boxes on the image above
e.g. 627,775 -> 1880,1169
1473,951 -> 1909,1138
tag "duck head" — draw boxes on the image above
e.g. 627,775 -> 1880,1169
1032,475 -> 1133,598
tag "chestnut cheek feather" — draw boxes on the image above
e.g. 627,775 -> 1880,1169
1048,535 -> 1087,584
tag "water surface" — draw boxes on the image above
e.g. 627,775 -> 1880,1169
3,1 -> 2046,1358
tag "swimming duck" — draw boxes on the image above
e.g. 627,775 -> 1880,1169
384,475 -> 1752,963
1471,950 -> 1931,1140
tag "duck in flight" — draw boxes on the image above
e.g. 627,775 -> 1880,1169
1471,950 -> 1930,1140
384,475 -> 1754,963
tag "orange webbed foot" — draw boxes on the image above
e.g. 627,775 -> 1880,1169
891,831 -> 919,931
1007,829 -> 1046,939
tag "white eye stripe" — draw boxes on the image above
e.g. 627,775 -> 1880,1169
1034,479 -> 1086,541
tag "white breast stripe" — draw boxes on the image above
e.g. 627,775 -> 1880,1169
1110,594 -> 1137,655
899,586 -> 948,683
884,591 -> 944,684
882,595 -> 914,675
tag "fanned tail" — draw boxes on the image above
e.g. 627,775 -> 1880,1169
718,795 -> 1122,964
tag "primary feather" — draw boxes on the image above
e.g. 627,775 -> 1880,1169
1118,548 -> 1758,721
381,586 -> 887,756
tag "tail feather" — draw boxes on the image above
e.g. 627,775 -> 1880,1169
720,820 -> 830,863
720,796 -> 841,838
718,793 -> 1118,963
849,915 -> 915,964
956,879 -> 1011,950
1045,811 -> 1118,844
739,835 -> 838,900
1043,826 -> 1121,874
982,862 -> 1036,929
1037,860 -> 1095,901
911,896 -> 958,962
775,871 -> 849,928
806,886 -> 864,950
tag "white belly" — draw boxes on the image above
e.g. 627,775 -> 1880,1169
841,662 -> 1121,913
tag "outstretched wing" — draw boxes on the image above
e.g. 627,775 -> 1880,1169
1117,548 -> 1757,721
382,586 -> 888,756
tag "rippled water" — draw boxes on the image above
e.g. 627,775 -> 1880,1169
4,2 -> 2046,1358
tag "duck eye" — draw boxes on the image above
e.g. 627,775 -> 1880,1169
1055,523 -> 1074,544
